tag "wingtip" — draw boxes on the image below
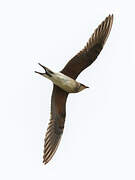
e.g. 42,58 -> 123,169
43,159 -> 48,165
108,14 -> 114,20
43,155 -> 51,165
108,14 -> 114,26
106,14 -> 113,20
43,154 -> 53,165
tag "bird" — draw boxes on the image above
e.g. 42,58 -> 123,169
35,14 -> 113,164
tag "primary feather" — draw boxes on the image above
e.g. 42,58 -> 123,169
61,14 -> 113,79
43,85 -> 68,164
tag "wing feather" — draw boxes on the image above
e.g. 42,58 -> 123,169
61,14 -> 113,79
43,86 -> 68,164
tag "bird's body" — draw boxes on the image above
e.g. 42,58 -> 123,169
35,14 -> 114,164
43,71 -> 88,93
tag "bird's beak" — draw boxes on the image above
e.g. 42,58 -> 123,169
35,63 -> 54,77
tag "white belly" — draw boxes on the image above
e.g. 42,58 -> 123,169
50,72 -> 78,93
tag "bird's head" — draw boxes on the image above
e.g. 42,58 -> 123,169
35,63 -> 54,78
78,83 -> 89,92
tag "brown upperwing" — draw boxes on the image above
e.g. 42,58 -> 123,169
61,14 -> 113,80
43,85 -> 68,164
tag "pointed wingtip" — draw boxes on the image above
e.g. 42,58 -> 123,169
111,14 -> 114,19
109,14 -> 114,21
106,14 -> 113,21
43,160 -> 48,165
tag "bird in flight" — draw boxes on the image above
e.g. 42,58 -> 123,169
35,14 -> 113,164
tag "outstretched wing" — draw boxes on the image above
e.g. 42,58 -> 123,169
61,14 -> 113,79
43,85 -> 68,164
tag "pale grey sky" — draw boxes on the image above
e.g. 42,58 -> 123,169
0,0 -> 135,179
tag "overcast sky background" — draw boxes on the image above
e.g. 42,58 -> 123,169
0,0 -> 135,179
